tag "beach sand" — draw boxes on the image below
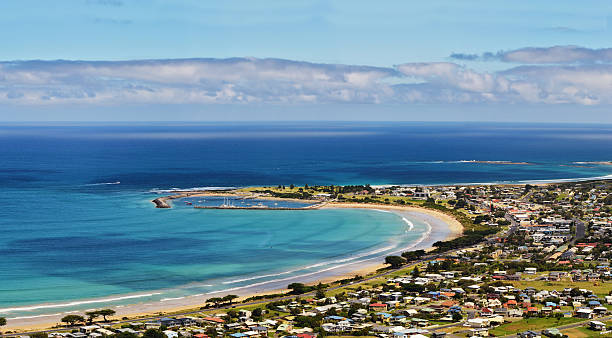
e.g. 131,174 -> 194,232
3,202 -> 462,332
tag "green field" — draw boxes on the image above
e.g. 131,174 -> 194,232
489,317 -> 584,336
561,326 -> 612,338
508,280 -> 612,297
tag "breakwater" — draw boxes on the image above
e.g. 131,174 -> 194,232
152,197 -> 171,208
193,204 -> 324,210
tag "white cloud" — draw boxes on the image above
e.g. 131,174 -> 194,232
451,45 -> 612,64
2,52 -> 612,106
0,58 -> 398,105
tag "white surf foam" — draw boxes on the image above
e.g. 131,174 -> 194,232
160,296 -> 186,302
149,186 -> 237,194
83,181 -> 120,186
401,217 -> 414,231
0,292 -> 161,313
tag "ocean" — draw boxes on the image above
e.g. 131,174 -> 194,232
0,122 -> 611,319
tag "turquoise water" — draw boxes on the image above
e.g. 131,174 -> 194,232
0,188 -> 426,318
1,122 -> 611,319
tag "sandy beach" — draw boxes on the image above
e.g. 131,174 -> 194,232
3,202 -> 462,332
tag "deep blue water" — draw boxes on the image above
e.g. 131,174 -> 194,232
0,122 -> 610,318
1,122 -> 610,189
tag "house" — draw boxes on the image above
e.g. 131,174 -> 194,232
467,328 -> 489,337
524,267 -> 537,275
467,318 -> 489,328
79,326 -> 100,334
542,328 -> 562,337
163,330 -> 179,338
593,306 -> 608,315
203,317 -> 225,324
589,320 -> 606,331
369,303 -> 388,311
576,308 -> 595,319
518,330 -> 541,338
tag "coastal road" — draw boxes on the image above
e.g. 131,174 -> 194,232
505,213 -> 519,237
573,217 -> 586,243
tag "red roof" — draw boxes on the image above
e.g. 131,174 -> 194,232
369,303 -> 387,307
527,307 -> 539,312
297,334 -> 314,338
203,317 -> 225,323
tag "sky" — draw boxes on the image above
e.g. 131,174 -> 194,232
1,0 -> 612,122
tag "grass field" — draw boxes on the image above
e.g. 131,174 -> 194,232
561,326 -> 612,338
508,280 -> 612,297
489,317 -> 584,336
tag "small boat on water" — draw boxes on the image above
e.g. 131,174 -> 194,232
185,202 -> 193,205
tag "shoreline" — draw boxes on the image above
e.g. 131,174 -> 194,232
3,202 -> 461,331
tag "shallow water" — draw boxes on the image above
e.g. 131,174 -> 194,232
0,122 -> 611,318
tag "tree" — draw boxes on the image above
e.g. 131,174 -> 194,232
142,329 -> 166,338
113,332 -> 138,338
97,309 -> 116,322
61,314 -> 85,326
288,282 -> 307,294
222,294 -> 239,305
316,288 -> 326,299
30,333 -> 48,338
252,308 -> 263,318
384,255 -> 405,269
85,310 -> 101,323
0,316 -> 6,329
207,297 -> 223,306
452,312 -> 463,322
402,249 -> 426,262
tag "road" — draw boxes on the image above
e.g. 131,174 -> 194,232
573,217 -> 586,243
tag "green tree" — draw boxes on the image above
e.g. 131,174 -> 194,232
97,309 -> 116,322
142,329 -> 166,338
384,255 -> 405,269
252,308 -> 263,318
113,332 -> 138,338
61,314 -> 85,326
222,294 -> 239,305
85,310 -> 101,323
207,297 -> 223,306
0,316 -> 6,329
30,333 -> 49,338
288,282 -> 307,294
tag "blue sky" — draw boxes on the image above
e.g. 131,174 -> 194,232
1,0 -> 612,121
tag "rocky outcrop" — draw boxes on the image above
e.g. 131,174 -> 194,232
152,197 -> 171,208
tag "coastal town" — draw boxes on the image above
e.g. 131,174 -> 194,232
2,180 -> 612,338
